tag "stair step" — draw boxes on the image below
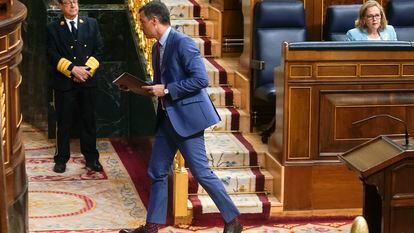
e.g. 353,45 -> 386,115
189,168 -> 273,194
203,133 -> 265,168
188,193 -> 281,218
161,0 -> 210,19
207,86 -> 241,108
203,58 -> 237,87
192,37 -> 220,57
207,108 -> 249,133
171,19 -> 214,37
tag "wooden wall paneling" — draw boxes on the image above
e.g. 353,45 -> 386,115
287,87 -> 311,160
284,163 -> 362,210
318,89 -> 414,157
284,166 -> 313,210
239,0 -> 257,75
269,42 -> 414,210
211,0 -> 243,54
311,164 -> 362,209
389,162 -> 414,232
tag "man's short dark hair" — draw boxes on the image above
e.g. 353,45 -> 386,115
139,1 -> 170,25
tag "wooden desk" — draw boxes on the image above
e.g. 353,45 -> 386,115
269,41 -> 414,210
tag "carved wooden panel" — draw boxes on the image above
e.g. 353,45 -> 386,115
360,64 -> 399,77
402,65 -> 414,77
290,65 -> 312,78
316,64 -> 357,78
319,90 -> 414,155
390,160 -> 414,233
0,35 -> 6,55
391,162 -> 414,199
288,87 -> 311,159
390,206 -> 414,232
8,26 -> 20,50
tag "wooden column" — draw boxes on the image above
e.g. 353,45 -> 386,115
0,100 -> 8,233
0,0 -> 27,232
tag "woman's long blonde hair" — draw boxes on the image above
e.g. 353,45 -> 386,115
355,0 -> 388,31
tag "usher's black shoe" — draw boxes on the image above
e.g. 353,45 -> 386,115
53,163 -> 66,173
223,219 -> 243,233
85,160 -> 103,172
119,225 -> 146,233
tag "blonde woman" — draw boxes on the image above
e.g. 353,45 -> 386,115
346,0 -> 397,41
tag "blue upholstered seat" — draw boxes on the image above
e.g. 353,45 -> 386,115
324,4 -> 361,41
387,0 -> 414,41
252,0 -> 306,103
252,0 -> 306,141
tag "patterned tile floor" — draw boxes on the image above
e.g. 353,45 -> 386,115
24,124 -> 352,232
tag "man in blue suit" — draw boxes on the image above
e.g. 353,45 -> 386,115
119,2 -> 242,233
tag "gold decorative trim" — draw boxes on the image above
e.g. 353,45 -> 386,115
85,56 -> 100,76
316,64 -> 357,78
15,74 -> 22,88
359,64 -> 400,78
128,0 -> 155,80
17,114 -> 23,128
0,73 -> 6,164
0,35 -> 8,55
8,26 -> 21,50
57,58 -> 72,78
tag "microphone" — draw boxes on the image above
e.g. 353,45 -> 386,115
352,114 -> 410,147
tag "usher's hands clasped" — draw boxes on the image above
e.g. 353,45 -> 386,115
71,66 -> 91,83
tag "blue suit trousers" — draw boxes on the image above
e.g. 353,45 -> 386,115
146,114 -> 240,224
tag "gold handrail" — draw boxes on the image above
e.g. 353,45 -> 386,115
127,0 -> 155,81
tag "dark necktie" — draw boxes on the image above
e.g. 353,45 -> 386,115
70,21 -> 77,39
154,42 -> 161,84
155,42 -> 166,110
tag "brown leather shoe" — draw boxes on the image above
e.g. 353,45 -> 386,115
119,225 -> 146,233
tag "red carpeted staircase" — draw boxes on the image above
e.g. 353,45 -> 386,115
128,0 -> 283,224
160,0 -> 282,223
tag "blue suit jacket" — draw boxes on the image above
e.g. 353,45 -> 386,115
346,25 -> 397,41
153,29 -> 220,137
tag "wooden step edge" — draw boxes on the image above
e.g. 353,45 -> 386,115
271,208 -> 362,218
268,194 -> 284,215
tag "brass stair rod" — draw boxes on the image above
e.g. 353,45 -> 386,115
189,191 -> 270,196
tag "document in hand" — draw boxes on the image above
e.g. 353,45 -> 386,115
113,72 -> 152,96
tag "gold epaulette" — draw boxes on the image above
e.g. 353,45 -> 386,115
57,58 -> 72,78
85,56 -> 100,77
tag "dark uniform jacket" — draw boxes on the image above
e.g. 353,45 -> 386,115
47,16 -> 104,91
